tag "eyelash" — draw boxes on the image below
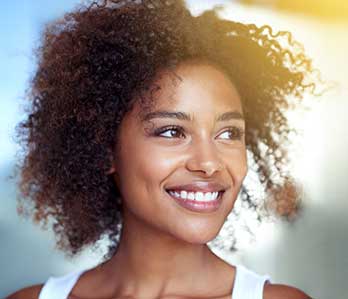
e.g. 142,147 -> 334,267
153,125 -> 245,141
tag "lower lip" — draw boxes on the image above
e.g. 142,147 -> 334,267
165,190 -> 224,213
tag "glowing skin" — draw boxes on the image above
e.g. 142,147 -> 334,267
114,63 -> 247,244
6,62 -> 311,299
71,62 -> 248,298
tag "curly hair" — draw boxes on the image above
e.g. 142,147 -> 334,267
15,0 -> 321,262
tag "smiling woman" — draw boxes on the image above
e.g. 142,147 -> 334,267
7,0 -> 319,298
108,63 -> 249,248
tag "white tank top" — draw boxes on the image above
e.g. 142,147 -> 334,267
38,264 -> 271,299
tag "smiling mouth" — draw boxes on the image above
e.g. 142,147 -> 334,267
165,189 -> 225,213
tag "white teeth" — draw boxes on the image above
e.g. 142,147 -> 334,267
188,192 -> 195,200
195,192 -> 204,201
204,192 -> 212,201
168,190 -> 220,201
180,190 -> 188,199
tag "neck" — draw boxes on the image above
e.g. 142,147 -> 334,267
102,208 -> 224,298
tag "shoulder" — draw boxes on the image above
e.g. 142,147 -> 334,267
264,281 -> 312,299
5,284 -> 44,299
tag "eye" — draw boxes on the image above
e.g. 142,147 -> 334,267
154,125 -> 185,139
153,125 -> 244,140
218,126 -> 244,140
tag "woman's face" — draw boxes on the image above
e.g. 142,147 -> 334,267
111,62 -> 248,244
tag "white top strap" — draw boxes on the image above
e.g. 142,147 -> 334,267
232,265 -> 271,299
38,265 -> 270,299
38,269 -> 85,299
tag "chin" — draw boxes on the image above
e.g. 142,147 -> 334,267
185,235 -> 218,245
174,226 -> 222,245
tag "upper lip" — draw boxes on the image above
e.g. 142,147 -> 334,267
165,181 -> 228,193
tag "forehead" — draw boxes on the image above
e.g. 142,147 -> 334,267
135,62 -> 243,122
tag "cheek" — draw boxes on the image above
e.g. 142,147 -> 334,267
225,148 -> 248,186
136,146 -> 175,182
118,142 -> 173,201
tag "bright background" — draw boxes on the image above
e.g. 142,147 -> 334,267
1,0 -> 347,298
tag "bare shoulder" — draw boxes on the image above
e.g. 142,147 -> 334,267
264,282 -> 312,299
5,284 -> 44,299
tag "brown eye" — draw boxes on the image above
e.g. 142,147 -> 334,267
219,126 -> 244,140
154,125 -> 185,139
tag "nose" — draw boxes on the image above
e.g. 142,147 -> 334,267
185,138 -> 224,176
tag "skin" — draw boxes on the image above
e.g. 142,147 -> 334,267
6,62 -> 310,299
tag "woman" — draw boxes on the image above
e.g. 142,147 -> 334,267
8,0 -> 319,298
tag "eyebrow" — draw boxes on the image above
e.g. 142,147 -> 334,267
141,110 -> 244,123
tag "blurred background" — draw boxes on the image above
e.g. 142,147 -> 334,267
1,0 -> 347,298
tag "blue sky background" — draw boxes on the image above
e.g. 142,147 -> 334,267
0,0 -> 231,166
0,0 -> 83,167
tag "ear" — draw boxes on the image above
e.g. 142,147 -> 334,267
107,163 -> 121,189
106,165 -> 116,175
106,155 -> 116,175
106,148 -> 117,175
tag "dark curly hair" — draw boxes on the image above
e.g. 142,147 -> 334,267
14,0 -> 322,262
